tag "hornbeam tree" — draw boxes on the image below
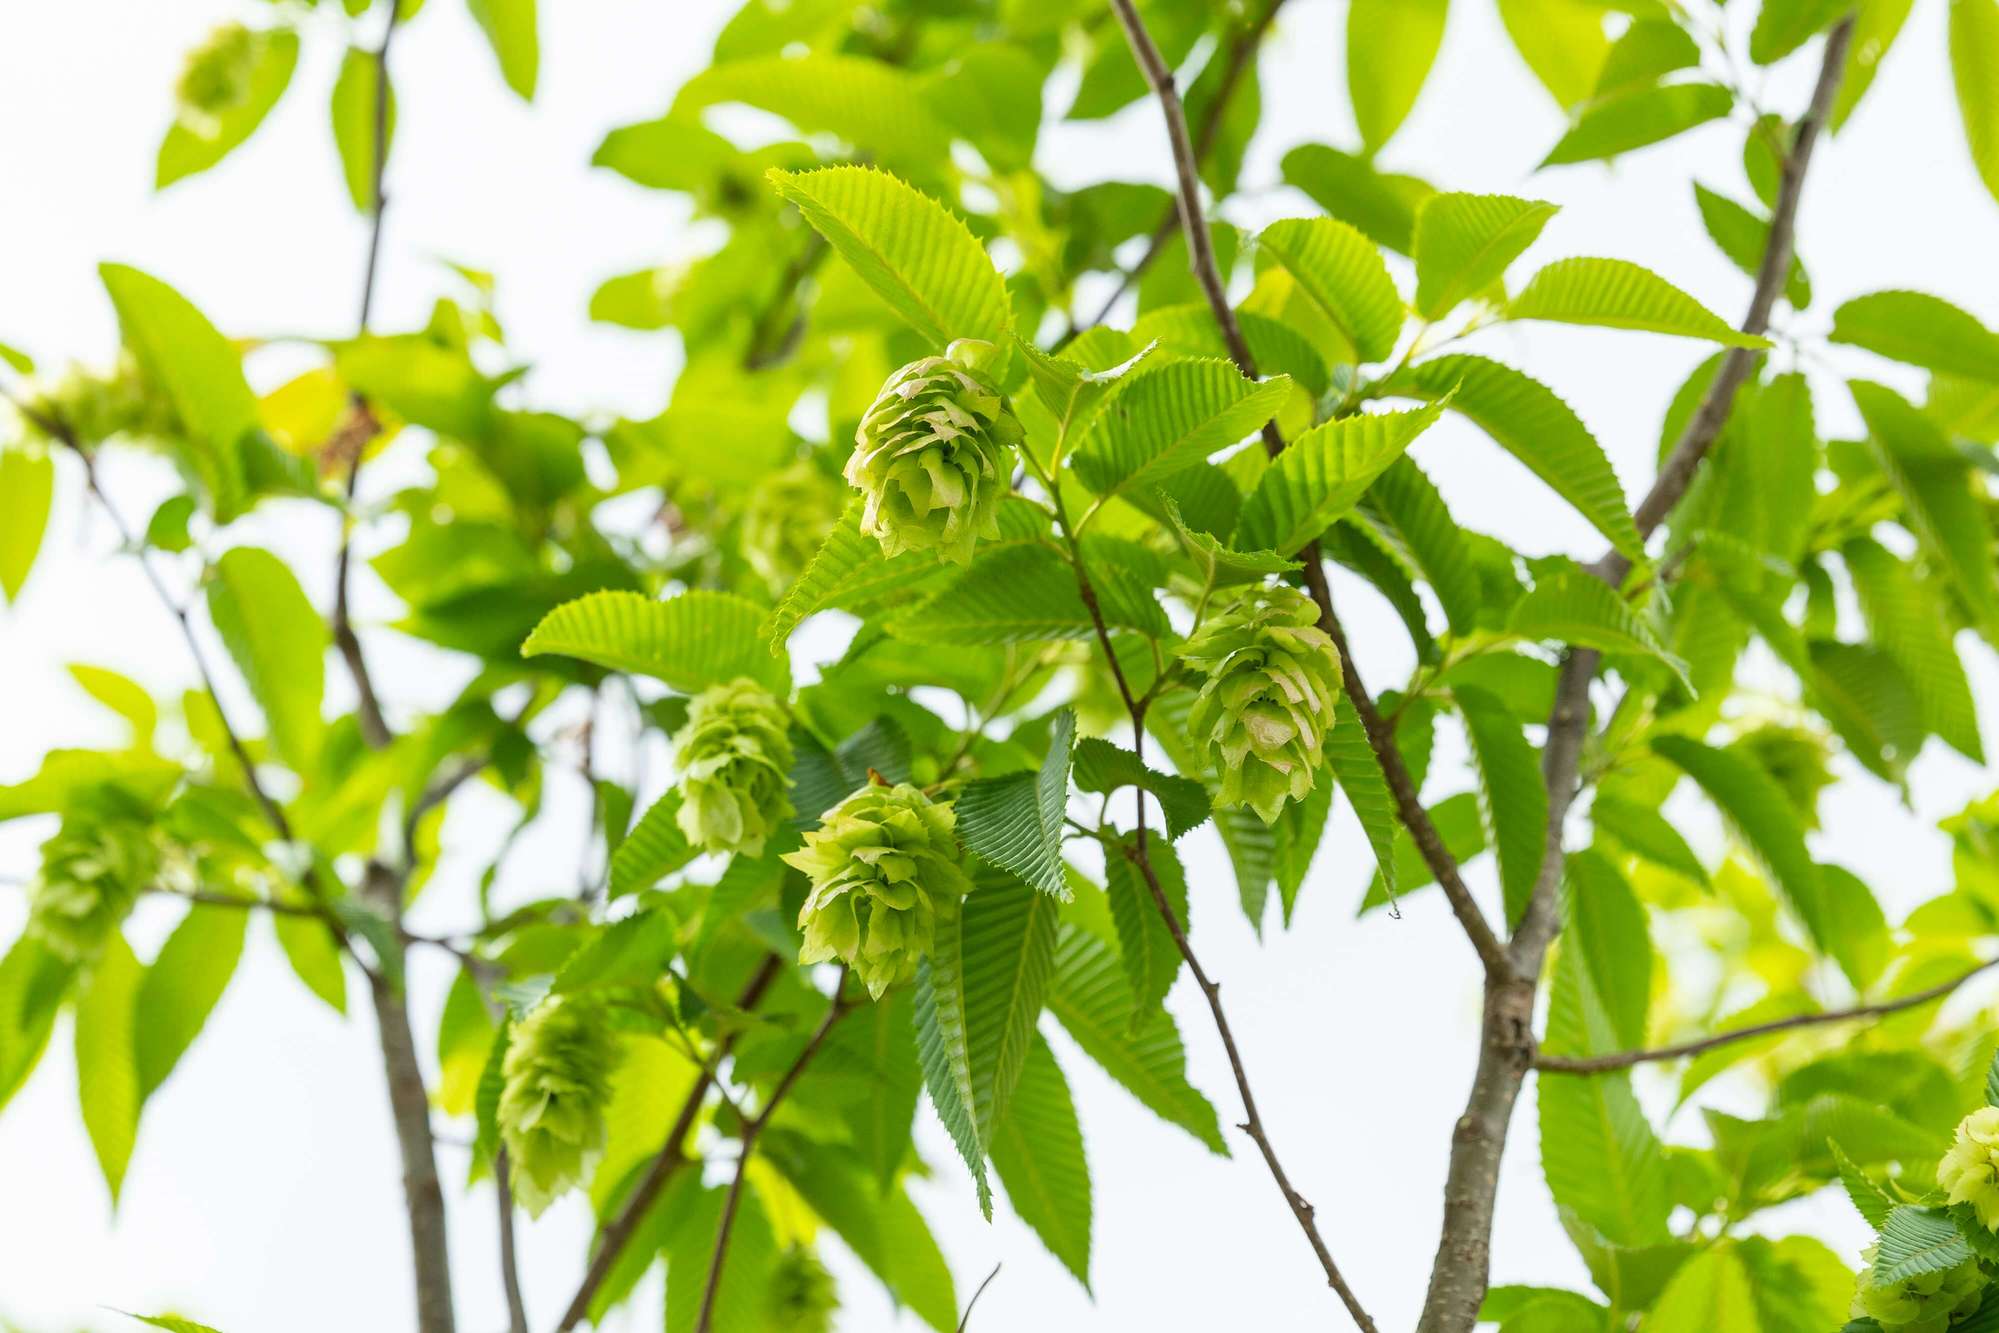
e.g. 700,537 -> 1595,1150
7,1 -> 1999,1331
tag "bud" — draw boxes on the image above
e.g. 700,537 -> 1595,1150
1942,1106 -> 1999,1230
766,1245 -> 838,1332
846,339 -> 1021,565
671,678 -> 795,858
783,781 -> 971,999
175,23 -> 258,131
1178,583 -> 1342,823
742,460 -> 844,592
28,818 -> 156,964
498,997 -> 620,1217
1852,1244 -> 1985,1332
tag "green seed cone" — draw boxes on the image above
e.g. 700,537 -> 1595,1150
671,677 -> 795,858
1943,1106 -> 1999,1231
742,459 -> 844,593
28,818 -> 155,964
498,997 -> 620,1217
1851,1242 -> 1985,1332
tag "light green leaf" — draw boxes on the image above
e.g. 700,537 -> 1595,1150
0,934 -> 74,1113
1595,19 -> 1700,95
1508,257 -> 1767,346
1565,849 -> 1651,1050
466,0 -> 537,99
523,589 -> 787,693
1045,925 -> 1226,1153
435,965 -> 494,1119
1542,81 -> 1733,165
1830,1139 -> 1896,1228
913,891 -> 992,1215
662,1184 -> 775,1333
1104,835 -> 1187,1021
1360,789 -> 1487,914
961,876 -> 1059,1157
1875,1206 -> 1973,1284
587,1035 -> 697,1216
838,990 -> 923,1194
1591,792 -> 1708,887
121,1316 -> 227,1333
1646,1245 -> 1758,1333
1830,290 -> 1999,382
1693,184 -> 1811,309
1279,143 -> 1435,255
66,665 -> 157,747
1361,457 -> 1481,634
763,501 -> 943,652
684,56 -> 949,168
76,933 -> 143,1202
1844,536 -> 1983,761
207,547 -> 327,772
1833,0 -> 1917,130
990,1035 -> 1093,1288
0,445 -> 53,604
891,543 -> 1165,645
331,46 -> 395,213
1507,565 -> 1689,688
608,791 -> 698,898
133,903 -> 248,1099
1455,685 -> 1548,928
1327,696 -> 1400,907
1255,217 -> 1404,363
1012,333 -> 1153,460
955,711 -> 1075,898
1412,191 -> 1558,318
1233,400 -> 1446,556
1751,0 -> 1854,64
769,165 -> 1008,346
1952,0 -> 1999,208
1069,739 -> 1210,840
1070,360 -> 1290,500
273,908 -> 346,1015
1498,0 -> 1611,109
157,29 -> 299,188
1348,0 -> 1449,153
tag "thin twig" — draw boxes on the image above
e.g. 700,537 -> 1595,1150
495,1147 -> 531,1333
553,956 -> 784,1332
955,1262 -> 1003,1333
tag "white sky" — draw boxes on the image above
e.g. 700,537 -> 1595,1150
3,2 -> 1999,1330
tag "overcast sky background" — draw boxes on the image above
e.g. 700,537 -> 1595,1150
4,1 -> 1999,1330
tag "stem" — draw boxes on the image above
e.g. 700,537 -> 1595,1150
495,1147 -> 531,1333
956,1262 -> 1003,1332
1414,22 -> 1855,1333
694,977 -> 853,1333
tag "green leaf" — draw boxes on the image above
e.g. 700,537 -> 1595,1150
331,45 -> 395,213
960,876 -> 1061,1152
769,165 -> 1008,346
1279,144 -> 1434,255
838,991 -> 923,1194
1595,19 -> 1700,95
989,1035 -> 1093,1288
1565,849 -> 1651,1050
466,0 -> 537,99
555,908 -> 679,994
1348,0 -> 1449,153
100,264 -> 262,520
121,1316 -> 226,1333
1592,793 -> 1708,887
1233,400 -> 1446,556
763,501 -> 942,652
273,909 -> 347,1015
1360,789 -> 1487,914
0,445 -> 52,604
435,965 -> 495,1119
206,547 -> 327,772
1875,1206 -> 1973,1284
1498,0 -> 1612,109
913,891 -> 992,1215
1830,291 -> 1999,382
1380,356 -> 1642,562
1987,1046 -> 1999,1107
1070,360 -> 1289,500
1833,0 -> 1917,130
1104,836 -> 1187,1020
955,711 -> 1075,898
1952,0 -> 1999,209
1751,0 -> 1854,64
0,934 -> 74,1113
157,29 -> 299,188
76,933 -> 143,1202
1046,925 -> 1226,1153
1647,1245 -> 1758,1332
1508,257 -> 1767,347
66,665 -> 157,747
1542,81 -> 1733,165
684,56 -> 948,169
608,791 -> 698,898
1013,333 -> 1153,459
1411,191 -> 1558,318
1830,1140 -> 1896,1228
1069,739 -> 1210,840
1693,184 -> 1811,309
1852,381 -> 1999,636
663,1184 -> 775,1333
1456,685 -> 1548,928
1327,696 -> 1400,907
1255,217 -> 1404,363
1507,565 -> 1689,688
891,543 -> 1165,645
1356,457 -> 1481,634
523,589 -> 787,693
133,903 -> 248,1099
1844,536 -> 1983,761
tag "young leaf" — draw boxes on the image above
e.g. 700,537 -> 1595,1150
157,29 -> 299,189
1254,217 -> 1404,363
1357,456 -> 1482,634
1542,81 -> 1733,165
763,501 -> 942,652
0,445 -> 53,604
1326,696 -> 1399,906
331,45 -> 394,213
1411,191 -> 1558,319
1012,333 -> 1153,459
955,710 -> 1076,898
272,909 -> 347,1015
1104,836 -> 1187,1020
120,1317 -> 226,1333
1279,143 -> 1434,254
1347,0 -> 1449,154
1498,0 -> 1611,110
607,791 -> 698,898
1834,0 -> 1917,130
1750,0 -> 1854,65
0,934 -> 73,1114
1069,738 -> 1211,840
891,544 -> 1166,645
522,589 -> 788,693
1830,290 -> 1999,382
768,165 -> 1009,346
989,1035 -> 1093,1288
133,903 -> 248,1099
1069,359 -> 1290,501
1830,1139 -> 1897,1228
1646,1245 -> 1757,1332
1874,1206 -> 1973,1284
1564,849 -> 1651,1050
1455,685 -> 1548,928
914,892 -> 992,1215
1953,0 -> 1999,208
206,547 -> 328,772
960,875 -> 1060,1161
1233,400 -> 1447,556
75,933 -> 143,1201
1507,257 -> 1768,347
1843,536 -> 1983,761
1594,19 -> 1699,95
1507,566 -> 1689,689
466,0 -> 538,100
1591,792 -> 1708,887
435,966 -> 494,1119
1693,183 -> 1811,309
686,56 -> 949,169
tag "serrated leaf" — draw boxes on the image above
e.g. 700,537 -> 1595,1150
0,446 -> 53,604
960,875 -> 1059,1161
1987,1045 -> 1999,1107
466,0 -> 537,99
157,29 -> 298,189
273,908 -> 346,1015
1694,183 -> 1811,309
1456,684 -> 1548,928
1509,257 -> 1768,347
913,891 -> 992,1215
663,1183 -> 775,1333
1279,143 -> 1435,254
1104,836 -> 1187,1020
1565,849 -> 1651,1050
763,501 -> 942,652
1045,925 -> 1226,1153
1833,0 -> 1916,130
1069,739 -> 1210,840
1830,1140 -> 1896,1229
1255,217 -> 1404,363
839,991 -> 923,1194
1596,19 -> 1700,95
769,165 -> 1008,346
435,965 -> 494,1119
1273,767 -> 1333,925
1380,355 -> 1643,562
1327,696 -> 1399,907
1359,789 -> 1487,914
684,56 -> 947,168
207,547 -> 326,772
1348,0 -> 1449,153
1751,0 -> 1853,64
1831,290 -> 1999,382
1234,400 -> 1446,555
1159,497 -> 1299,588
1844,536 -> 1983,760
133,903 -> 247,1099
1129,305 -> 1331,399
1412,191 -> 1558,318
1647,1245 -> 1757,1332
1876,1207 -> 1973,1284
523,589 -> 787,693
76,933 -> 143,1202
1070,359 -> 1290,500
1592,792 -> 1708,886
554,909 -> 679,994
0,934 -> 74,1114
608,791 -> 698,898
121,1316 -> 225,1333
1499,0 -> 1612,110
1508,565 -> 1690,688
1013,333 -> 1153,460
955,711 -> 1075,897
1953,0 -> 1999,209
331,46 -> 394,213
1542,81 -> 1733,165
891,543 -> 1165,645
990,1035 -> 1093,1288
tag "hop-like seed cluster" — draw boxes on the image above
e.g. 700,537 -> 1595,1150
766,1246 -> 839,1332
1179,583 -> 1342,823
29,358 -> 178,448
175,23 -> 258,128
742,460 -> 844,592
1852,1245 -> 1986,1332
783,781 -> 971,999
671,678 -> 795,858
498,998 -> 620,1217
846,339 -> 1021,565
1943,1106 -> 1999,1231
28,818 -> 156,964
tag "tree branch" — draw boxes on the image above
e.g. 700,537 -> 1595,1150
494,1146 -> 531,1333
553,955 -> 783,1333
1414,22 -> 1856,1333
955,1262 -> 1003,1333
694,975 -> 854,1333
